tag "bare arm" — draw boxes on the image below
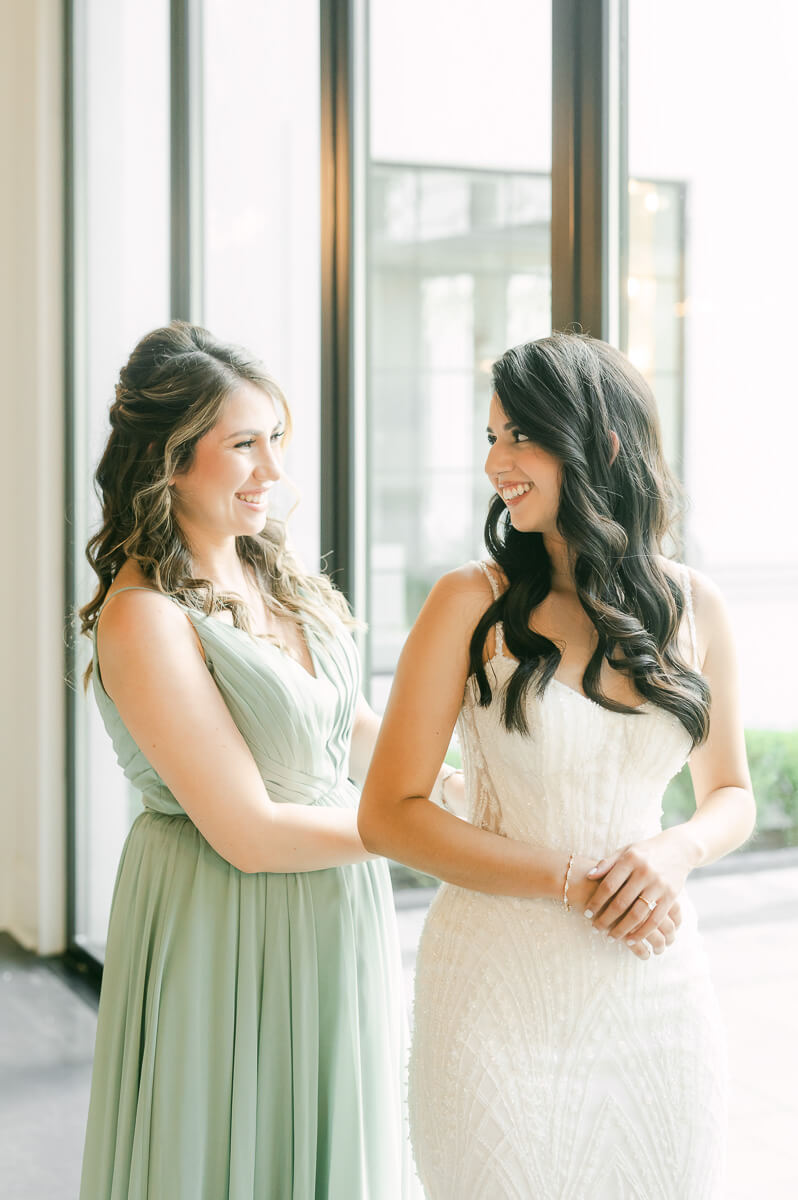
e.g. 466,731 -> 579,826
586,569 -> 756,942
348,692 -> 467,815
358,566 -> 593,900
97,590 -> 373,874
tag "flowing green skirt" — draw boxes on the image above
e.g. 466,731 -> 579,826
79,810 -> 415,1199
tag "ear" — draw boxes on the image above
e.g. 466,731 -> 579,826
608,430 -> 620,466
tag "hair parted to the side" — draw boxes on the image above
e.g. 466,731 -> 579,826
469,331 -> 711,747
79,321 -> 353,683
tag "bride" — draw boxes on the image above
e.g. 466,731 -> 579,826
359,333 -> 754,1199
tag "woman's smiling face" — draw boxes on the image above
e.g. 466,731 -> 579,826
170,382 -> 286,542
484,391 -> 563,535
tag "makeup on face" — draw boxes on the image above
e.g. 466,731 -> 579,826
172,383 -> 286,540
485,393 -> 562,533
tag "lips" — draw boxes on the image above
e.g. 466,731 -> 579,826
499,481 -> 532,502
235,490 -> 269,507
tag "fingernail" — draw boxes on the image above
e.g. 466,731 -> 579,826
627,940 -> 637,946
584,910 -> 593,920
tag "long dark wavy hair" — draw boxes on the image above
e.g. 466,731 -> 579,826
468,332 -> 710,746
80,321 -> 352,682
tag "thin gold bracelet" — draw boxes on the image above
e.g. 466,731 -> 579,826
562,852 -> 576,911
439,765 -> 461,809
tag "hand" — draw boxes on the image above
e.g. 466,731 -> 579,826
584,826 -> 700,943
635,910 -> 680,959
567,856 -> 681,961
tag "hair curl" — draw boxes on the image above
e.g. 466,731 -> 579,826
80,321 -> 352,681
469,332 -> 710,746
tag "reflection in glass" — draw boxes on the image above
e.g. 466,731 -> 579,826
368,166 -> 551,703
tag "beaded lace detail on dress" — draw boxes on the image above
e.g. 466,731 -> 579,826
408,561 -> 726,1200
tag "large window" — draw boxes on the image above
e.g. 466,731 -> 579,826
67,0 -> 321,960
365,0 -> 553,705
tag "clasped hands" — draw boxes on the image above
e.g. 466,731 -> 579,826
567,827 -> 698,962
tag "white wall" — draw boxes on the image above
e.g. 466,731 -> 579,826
0,0 -> 66,952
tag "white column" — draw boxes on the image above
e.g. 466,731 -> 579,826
0,0 -> 65,952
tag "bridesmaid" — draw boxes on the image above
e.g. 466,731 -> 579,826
78,321 -> 425,1198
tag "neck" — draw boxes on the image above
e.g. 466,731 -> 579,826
543,532 -> 576,593
180,525 -> 249,594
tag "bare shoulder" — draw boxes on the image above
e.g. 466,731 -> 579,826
424,561 -> 504,623
657,557 -> 726,615
657,558 -> 731,668
97,582 -> 188,645
96,579 -> 202,697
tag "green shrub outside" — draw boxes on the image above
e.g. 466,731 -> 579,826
390,728 -> 798,890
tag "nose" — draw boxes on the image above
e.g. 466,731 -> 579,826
485,438 -> 514,481
253,441 -> 283,484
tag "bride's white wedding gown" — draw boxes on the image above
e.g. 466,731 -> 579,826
409,563 -> 727,1200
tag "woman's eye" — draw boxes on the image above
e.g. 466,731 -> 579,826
486,434 -> 497,445
235,439 -> 256,449
271,429 -> 286,443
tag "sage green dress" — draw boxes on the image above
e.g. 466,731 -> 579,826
79,590 -> 416,1199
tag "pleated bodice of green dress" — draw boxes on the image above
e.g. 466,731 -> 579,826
79,592 -> 418,1200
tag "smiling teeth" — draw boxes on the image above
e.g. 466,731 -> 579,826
501,483 -> 532,500
237,492 -> 267,504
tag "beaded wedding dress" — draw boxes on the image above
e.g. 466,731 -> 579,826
409,563 -> 727,1200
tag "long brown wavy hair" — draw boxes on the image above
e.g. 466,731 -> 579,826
469,332 -> 711,746
80,321 -> 352,680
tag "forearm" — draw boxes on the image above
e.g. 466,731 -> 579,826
348,704 -> 381,786
672,785 -> 756,869
244,804 -> 376,873
359,792 -> 569,899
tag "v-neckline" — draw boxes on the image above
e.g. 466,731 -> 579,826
196,611 -> 323,684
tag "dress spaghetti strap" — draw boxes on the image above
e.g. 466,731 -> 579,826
680,565 -> 699,670
99,585 -> 161,612
476,560 -> 505,657
96,585 -> 208,665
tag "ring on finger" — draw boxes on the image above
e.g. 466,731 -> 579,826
638,895 -> 657,912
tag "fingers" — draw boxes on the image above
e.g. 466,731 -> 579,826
642,929 -> 666,955
606,893 -> 661,941
590,873 -> 652,934
624,916 -> 677,960
625,913 -> 678,955
586,854 -> 617,880
583,861 -> 634,920
628,939 -> 652,961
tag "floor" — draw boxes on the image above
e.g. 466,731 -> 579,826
1,857 -> 796,1199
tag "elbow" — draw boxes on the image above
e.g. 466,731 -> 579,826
226,845 -> 264,875
357,804 -> 382,856
358,783 -> 396,857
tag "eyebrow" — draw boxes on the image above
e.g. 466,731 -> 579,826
485,421 -> 517,433
224,426 -> 283,439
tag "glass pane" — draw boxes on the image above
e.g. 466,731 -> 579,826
202,0 -> 321,566
366,0 -> 553,708
627,1 -> 798,745
71,0 -> 171,957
